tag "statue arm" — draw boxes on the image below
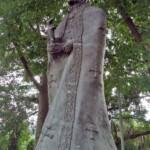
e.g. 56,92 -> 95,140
82,7 -> 107,77
47,19 -> 64,54
47,14 -> 73,55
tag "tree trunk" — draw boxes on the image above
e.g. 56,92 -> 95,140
14,42 -> 49,147
8,129 -> 21,150
8,137 -> 19,150
35,73 -> 49,146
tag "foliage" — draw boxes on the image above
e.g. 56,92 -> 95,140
18,123 -> 34,150
26,139 -> 34,150
0,72 -> 37,149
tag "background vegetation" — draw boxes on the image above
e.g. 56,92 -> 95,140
0,0 -> 150,149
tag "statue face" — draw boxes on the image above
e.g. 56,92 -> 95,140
67,0 -> 86,6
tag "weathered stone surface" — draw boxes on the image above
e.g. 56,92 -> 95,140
35,0 -> 117,149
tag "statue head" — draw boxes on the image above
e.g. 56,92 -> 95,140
67,0 -> 87,6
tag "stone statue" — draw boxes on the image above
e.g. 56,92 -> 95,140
35,0 -> 117,149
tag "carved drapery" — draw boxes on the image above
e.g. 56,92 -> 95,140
59,4 -> 88,150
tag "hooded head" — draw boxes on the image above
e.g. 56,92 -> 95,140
67,0 -> 87,6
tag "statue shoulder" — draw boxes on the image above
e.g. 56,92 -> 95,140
83,6 -> 107,20
83,6 -> 107,28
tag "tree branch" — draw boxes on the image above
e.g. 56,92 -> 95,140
125,131 -> 150,140
27,111 -> 38,118
116,130 -> 150,145
116,3 -> 150,74
117,4 -> 141,43
20,55 -> 41,91
12,42 -> 41,91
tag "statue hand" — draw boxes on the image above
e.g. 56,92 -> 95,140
63,39 -> 73,53
48,42 -> 63,54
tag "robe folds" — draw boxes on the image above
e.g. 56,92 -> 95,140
36,4 -> 117,150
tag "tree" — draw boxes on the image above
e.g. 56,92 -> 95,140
0,73 -> 36,150
0,0 -> 150,148
0,0 -> 66,145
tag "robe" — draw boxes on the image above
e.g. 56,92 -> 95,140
36,3 -> 117,150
